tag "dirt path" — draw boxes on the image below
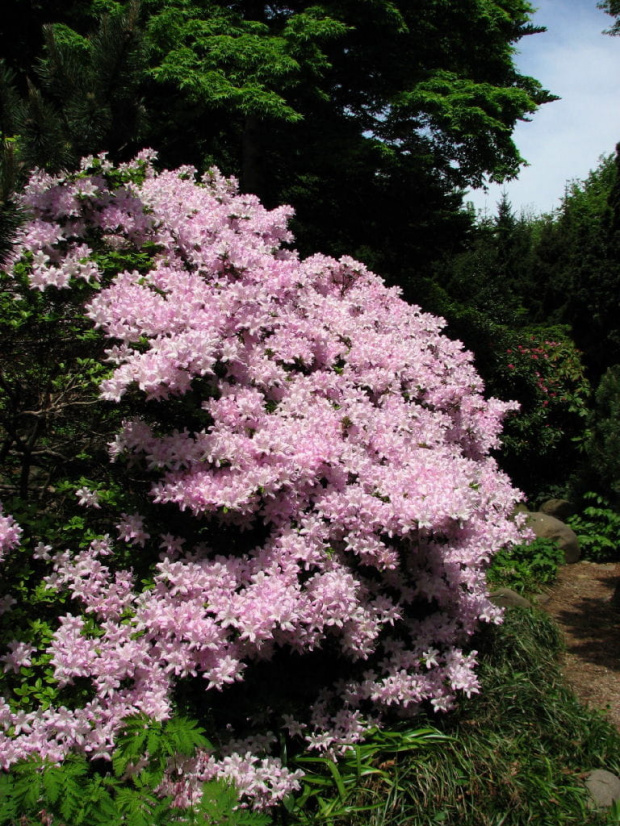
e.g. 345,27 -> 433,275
539,560 -> 620,731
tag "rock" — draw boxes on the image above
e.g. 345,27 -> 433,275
584,769 -> 620,809
539,498 -> 575,522
489,588 -> 532,609
526,512 -> 581,563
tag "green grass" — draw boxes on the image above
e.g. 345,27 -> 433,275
287,608 -> 620,826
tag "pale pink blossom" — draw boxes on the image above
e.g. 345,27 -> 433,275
0,153 -> 529,809
75,487 -> 101,509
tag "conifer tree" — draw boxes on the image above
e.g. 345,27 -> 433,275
528,154 -> 620,382
1,2 -> 144,174
600,0 -> 620,35
0,62 -> 25,263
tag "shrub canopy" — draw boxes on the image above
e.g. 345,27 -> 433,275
0,152 -> 525,806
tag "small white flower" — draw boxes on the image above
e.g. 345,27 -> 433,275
32,542 -> 52,561
75,487 -> 101,509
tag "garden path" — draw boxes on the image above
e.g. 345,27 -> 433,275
540,560 -> 620,731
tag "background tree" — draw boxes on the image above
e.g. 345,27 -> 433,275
137,0 -> 555,289
520,152 -> 620,383
599,0 -> 620,35
583,364 -> 620,500
435,193 -> 536,327
0,0 -> 555,292
0,2 -> 145,174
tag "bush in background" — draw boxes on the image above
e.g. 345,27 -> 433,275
419,288 -> 591,500
567,492 -> 620,563
583,365 -> 620,502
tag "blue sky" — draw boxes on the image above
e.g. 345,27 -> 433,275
467,0 -> 620,217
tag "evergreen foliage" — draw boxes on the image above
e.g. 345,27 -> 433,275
486,536 -> 565,594
567,491 -> 620,562
437,193 -> 534,327
415,270 -> 591,498
583,365 -> 620,501
599,0 -> 620,35
13,3 -> 145,172
0,0 -> 555,286
542,155 -> 619,380
493,153 -> 620,384
435,152 -> 620,497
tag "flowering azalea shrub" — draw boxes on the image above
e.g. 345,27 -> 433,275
0,505 -> 21,565
0,153 -> 526,808
502,329 -> 590,440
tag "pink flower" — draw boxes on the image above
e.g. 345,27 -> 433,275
116,513 -> 150,547
0,506 -> 21,562
1,641 -> 37,673
0,152 -> 528,808
76,487 -> 101,509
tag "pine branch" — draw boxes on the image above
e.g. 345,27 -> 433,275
18,78 -> 73,171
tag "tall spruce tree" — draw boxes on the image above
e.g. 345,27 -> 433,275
435,192 -> 537,327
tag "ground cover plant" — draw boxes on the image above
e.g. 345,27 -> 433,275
0,716 -> 271,826
0,151 -> 528,813
376,607 -> 620,826
299,608 -> 620,826
486,535 -> 565,594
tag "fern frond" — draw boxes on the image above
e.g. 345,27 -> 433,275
164,715 -> 211,756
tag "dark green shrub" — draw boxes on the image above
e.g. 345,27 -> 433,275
420,283 -> 590,500
585,365 -> 620,499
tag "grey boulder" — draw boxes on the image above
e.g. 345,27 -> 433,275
526,512 -> 580,563
539,498 -> 575,521
584,769 -> 620,809
489,588 -> 532,609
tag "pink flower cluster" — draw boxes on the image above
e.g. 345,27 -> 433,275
0,537 -> 303,804
0,504 -> 21,564
4,151 -> 156,291
0,154 -> 526,806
